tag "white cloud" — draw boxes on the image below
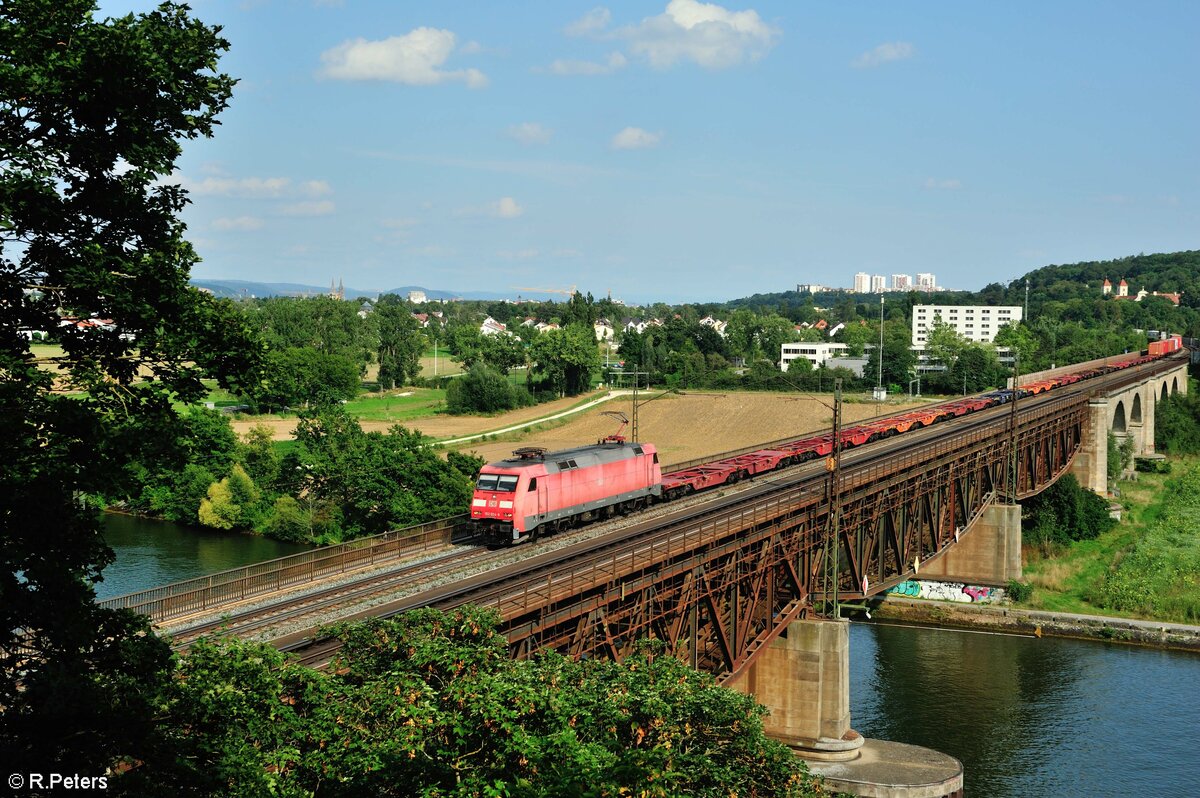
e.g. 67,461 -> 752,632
178,176 -> 331,199
611,127 -> 662,150
455,197 -> 525,218
852,42 -> 915,69
508,122 -> 554,145
493,197 -> 524,218
319,28 -> 488,88
546,51 -> 627,76
617,0 -> 778,69
566,7 -> 611,37
923,177 -> 961,190
212,216 -> 265,231
498,248 -> 541,260
278,200 -> 336,216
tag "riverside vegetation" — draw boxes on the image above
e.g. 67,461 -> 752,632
1019,380 -> 1200,624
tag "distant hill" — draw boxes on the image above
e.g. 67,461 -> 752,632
981,250 -> 1200,308
190,279 -> 546,302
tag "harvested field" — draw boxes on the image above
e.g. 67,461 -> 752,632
447,391 -> 926,469
230,389 -> 613,442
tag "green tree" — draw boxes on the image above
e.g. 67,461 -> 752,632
445,362 -> 525,414
530,325 -> 600,396
198,479 -> 239,530
993,321 -> 1039,367
0,0 -> 245,774
254,347 -> 360,409
374,296 -> 424,389
865,319 -> 917,388
924,318 -> 967,374
130,606 -> 829,797
291,406 -> 479,537
1155,390 -> 1200,454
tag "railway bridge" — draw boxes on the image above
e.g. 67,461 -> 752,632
103,351 -> 1188,790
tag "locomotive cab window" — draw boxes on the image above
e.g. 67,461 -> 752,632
476,474 -> 499,491
527,478 -> 538,491
495,475 -> 519,492
633,446 -> 643,455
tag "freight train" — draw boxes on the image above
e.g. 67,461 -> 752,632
470,336 -> 1183,545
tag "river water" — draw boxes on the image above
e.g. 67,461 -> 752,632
850,621 -> 1200,797
96,513 -> 311,600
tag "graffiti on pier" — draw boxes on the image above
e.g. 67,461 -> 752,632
885,580 -> 1004,604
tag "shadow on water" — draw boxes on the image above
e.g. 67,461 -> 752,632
97,513 -> 312,600
850,622 -> 1200,797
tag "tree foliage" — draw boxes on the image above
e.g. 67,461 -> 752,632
531,325 -> 600,396
0,0 -> 247,774
1022,473 -> 1116,551
374,294 -> 424,389
1154,388 -> 1200,454
446,362 -> 531,414
123,606 -> 831,797
288,405 -> 482,538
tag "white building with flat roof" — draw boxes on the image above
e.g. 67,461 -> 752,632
911,304 -> 1022,347
781,342 -> 848,371
853,272 -> 871,293
916,273 -> 936,291
891,274 -> 912,291
871,275 -> 886,293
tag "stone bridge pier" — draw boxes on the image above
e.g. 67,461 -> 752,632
1071,361 -> 1189,494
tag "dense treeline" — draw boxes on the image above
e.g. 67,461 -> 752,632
113,606 -> 834,798
113,405 -> 482,544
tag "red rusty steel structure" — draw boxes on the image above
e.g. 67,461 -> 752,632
452,395 -> 1081,679
386,354 -> 1182,683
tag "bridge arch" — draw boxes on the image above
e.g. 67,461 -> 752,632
1112,400 -> 1127,433
1131,393 -> 1143,423
1173,376 -> 1180,394
1162,383 -> 1169,401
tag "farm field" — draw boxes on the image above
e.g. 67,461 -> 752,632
446,391 -> 926,469
230,388 -> 611,441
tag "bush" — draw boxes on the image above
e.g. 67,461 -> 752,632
1023,473 -> 1116,550
1155,390 -> 1200,454
445,363 -> 521,414
1007,579 -> 1033,602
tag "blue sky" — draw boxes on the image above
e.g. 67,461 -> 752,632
99,1 -> 1199,302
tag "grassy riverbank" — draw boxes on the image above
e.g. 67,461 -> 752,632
1022,455 -> 1200,624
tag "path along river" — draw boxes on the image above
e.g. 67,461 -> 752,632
98,518 -> 1198,796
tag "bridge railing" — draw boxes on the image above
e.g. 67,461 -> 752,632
99,514 -> 468,623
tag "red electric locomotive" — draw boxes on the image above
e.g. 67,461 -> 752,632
471,439 -> 662,545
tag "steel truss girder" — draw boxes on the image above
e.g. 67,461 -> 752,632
493,396 -> 1088,682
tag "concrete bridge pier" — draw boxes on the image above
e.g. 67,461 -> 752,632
729,618 -> 863,760
730,619 -> 964,797
919,501 -> 1022,584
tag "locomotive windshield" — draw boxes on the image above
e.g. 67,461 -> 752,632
476,474 -> 519,492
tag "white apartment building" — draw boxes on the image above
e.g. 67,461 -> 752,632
853,272 -> 871,293
916,273 -> 936,291
891,274 -> 912,291
871,275 -> 886,293
911,305 -> 1022,346
781,342 -> 848,371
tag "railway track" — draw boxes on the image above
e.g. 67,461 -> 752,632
209,354 -> 1185,667
169,542 -> 493,647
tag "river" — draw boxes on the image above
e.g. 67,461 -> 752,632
96,513 -> 312,600
850,621 -> 1200,797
